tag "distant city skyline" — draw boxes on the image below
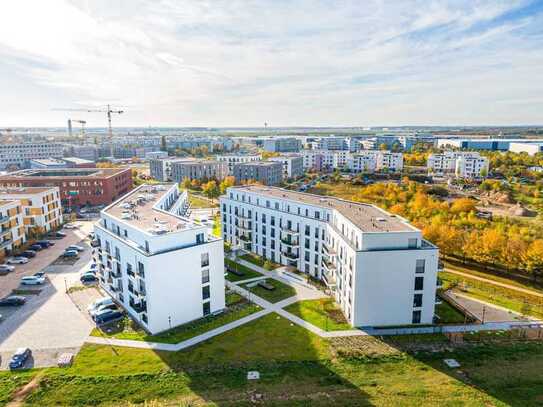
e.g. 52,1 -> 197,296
1,0 -> 543,127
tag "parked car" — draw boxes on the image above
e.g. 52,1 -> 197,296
21,250 -> 36,258
0,264 -> 15,273
63,223 -> 78,229
7,257 -> 29,264
88,297 -> 114,313
28,244 -> 43,251
47,231 -> 66,239
66,245 -> 84,252
80,273 -> 97,283
0,296 -> 26,306
62,250 -> 79,258
21,275 -> 45,285
9,348 -> 32,370
89,303 -> 118,318
95,310 -> 123,325
36,240 -> 53,248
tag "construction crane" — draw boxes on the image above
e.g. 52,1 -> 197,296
67,119 -> 86,137
55,104 -> 123,141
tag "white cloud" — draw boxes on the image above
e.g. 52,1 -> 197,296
0,0 -> 542,126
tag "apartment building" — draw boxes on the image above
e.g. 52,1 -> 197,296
221,185 -> 439,327
0,142 -> 64,170
428,152 -> 489,178
317,137 -> 347,151
0,200 -> 26,260
233,161 -> 283,185
302,150 -> 403,173
0,187 -> 62,234
216,153 -> 261,175
171,159 -> 227,182
93,184 -> 225,334
263,138 -> 302,153
269,155 -> 304,179
150,157 -> 187,182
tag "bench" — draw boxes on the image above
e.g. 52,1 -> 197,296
258,280 -> 275,291
227,267 -> 245,277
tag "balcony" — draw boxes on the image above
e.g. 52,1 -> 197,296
0,239 -> 12,249
111,270 -> 122,279
239,233 -> 252,242
280,237 -> 299,247
436,278 -> 443,289
323,243 -> 336,256
109,284 -> 120,293
237,220 -> 252,231
131,301 -> 147,313
0,228 -> 11,237
282,250 -> 299,260
280,225 -> 299,235
322,271 -> 337,288
236,212 -> 252,220
0,215 -> 10,224
322,258 -> 336,272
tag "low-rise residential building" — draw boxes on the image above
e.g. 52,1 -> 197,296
149,157 -> 187,182
171,159 -> 228,182
428,152 -> 489,178
0,200 -> 26,260
221,185 -> 439,327
93,183 -> 225,334
233,161 -> 283,185
0,187 -> 62,234
317,137 -> 348,151
216,153 -> 261,175
269,155 -> 304,179
145,151 -> 169,160
263,137 -> 302,153
302,150 -> 403,173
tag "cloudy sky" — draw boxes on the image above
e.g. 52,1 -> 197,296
1,0 -> 542,127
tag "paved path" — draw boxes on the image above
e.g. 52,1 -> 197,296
449,291 -> 534,322
445,268 -> 543,298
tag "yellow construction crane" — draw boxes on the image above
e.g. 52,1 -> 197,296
55,104 -> 123,141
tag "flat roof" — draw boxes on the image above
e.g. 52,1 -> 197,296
62,157 -> 95,164
0,187 -> 55,194
0,168 -> 128,179
230,185 -> 415,233
105,184 -> 197,234
237,161 -> 281,167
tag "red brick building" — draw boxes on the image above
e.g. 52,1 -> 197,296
0,168 -> 133,208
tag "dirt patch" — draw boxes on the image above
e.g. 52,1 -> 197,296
6,372 -> 43,407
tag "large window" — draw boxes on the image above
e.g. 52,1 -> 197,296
202,285 -> 210,300
412,310 -> 421,324
415,259 -> 426,274
414,276 -> 424,291
201,253 -> 209,267
202,269 -> 210,284
413,293 -> 423,308
203,302 -> 211,316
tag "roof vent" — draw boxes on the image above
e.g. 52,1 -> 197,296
376,217 -> 387,222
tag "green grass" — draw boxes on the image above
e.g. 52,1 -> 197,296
90,292 -> 261,344
241,278 -> 297,303
188,192 -> 218,208
0,371 -> 35,406
239,252 -> 280,270
284,298 -> 352,331
212,214 -> 221,237
434,300 -> 467,324
224,258 -> 264,281
441,271 -> 543,319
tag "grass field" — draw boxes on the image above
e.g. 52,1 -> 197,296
434,299 -> 467,324
284,298 -> 352,331
241,278 -> 297,303
10,312 -> 543,406
441,271 -> 543,319
224,258 -> 264,281
90,292 -> 261,344
188,192 -> 218,208
239,252 -> 280,269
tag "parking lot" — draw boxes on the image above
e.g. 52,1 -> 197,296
0,221 -> 103,369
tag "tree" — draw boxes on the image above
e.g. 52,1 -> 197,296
191,179 -> 201,190
450,198 -> 477,214
180,177 -> 192,190
220,176 -> 235,194
523,240 -> 543,281
202,180 -> 220,202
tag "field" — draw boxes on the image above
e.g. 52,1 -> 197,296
7,312 -> 543,406
90,292 -> 261,344
284,298 -> 352,331
241,278 -> 297,303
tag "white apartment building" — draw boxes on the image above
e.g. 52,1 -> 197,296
216,154 -> 261,175
0,199 -> 26,260
0,142 -> 64,170
428,152 -> 489,178
269,155 -> 304,179
303,150 -> 402,173
93,184 -> 225,334
0,187 -> 62,233
221,186 -> 439,327
149,157 -> 187,182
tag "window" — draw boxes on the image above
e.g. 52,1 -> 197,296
201,253 -> 209,267
415,259 -> 425,274
412,310 -> 421,324
408,238 -> 417,248
413,293 -> 423,307
202,285 -> 210,300
305,225 -> 310,236
137,262 -> 145,278
414,276 -> 424,291
202,269 -> 210,284
203,302 -> 210,316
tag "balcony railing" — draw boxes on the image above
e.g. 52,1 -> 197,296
282,250 -> 299,260
322,271 -> 337,288
236,212 -> 251,220
280,225 -> 299,234
239,234 -> 252,242
280,237 -> 299,246
323,243 -> 336,256
237,221 -> 252,231
0,215 -> 10,224
131,301 -> 147,313
322,258 -> 336,271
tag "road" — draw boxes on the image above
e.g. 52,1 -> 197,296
445,268 -> 543,298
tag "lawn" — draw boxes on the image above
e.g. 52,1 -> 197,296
14,312 -> 543,406
0,371 -> 35,407
441,271 -> 543,319
224,258 -> 264,282
434,299 -> 467,324
284,298 -> 352,331
212,214 -> 221,237
241,278 -> 297,303
188,192 -> 218,208
239,252 -> 280,270
90,292 -> 261,344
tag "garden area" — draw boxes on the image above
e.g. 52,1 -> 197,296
90,291 -> 261,344
239,252 -> 280,270
241,278 -> 297,303
224,258 -> 264,282
284,298 -> 351,331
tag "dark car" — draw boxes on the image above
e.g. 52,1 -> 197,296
62,250 -> 78,258
0,296 -> 26,306
36,240 -> 53,248
95,310 -> 123,325
46,231 -> 66,239
9,348 -> 31,370
28,244 -> 43,251
21,250 -> 36,258
80,273 -> 97,283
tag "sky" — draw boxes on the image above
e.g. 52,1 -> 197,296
1,0 -> 543,128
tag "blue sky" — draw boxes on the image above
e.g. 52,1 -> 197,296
1,0 -> 542,127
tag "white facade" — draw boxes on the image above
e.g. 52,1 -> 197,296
93,183 -> 225,334
269,155 -> 304,179
220,185 -> 439,327
149,157 -> 186,182
428,152 -> 488,178
349,151 -> 403,173
509,142 -> 543,156
0,143 -> 64,170
216,154 -> 261,175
